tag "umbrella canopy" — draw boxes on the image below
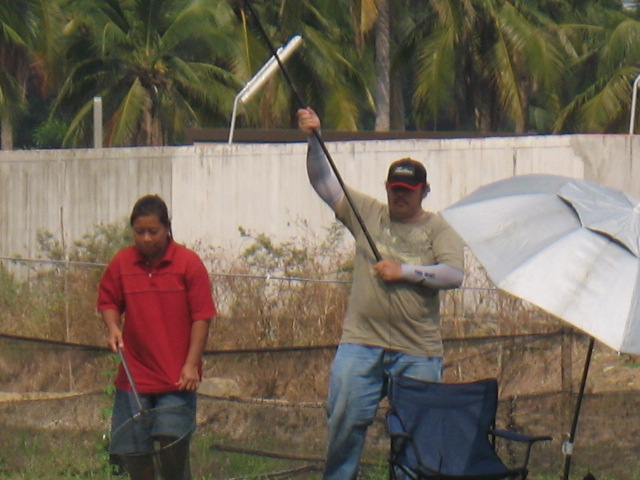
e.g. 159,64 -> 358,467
441,174 -> 640,355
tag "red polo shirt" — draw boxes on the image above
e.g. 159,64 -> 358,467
98,241 -> 216,393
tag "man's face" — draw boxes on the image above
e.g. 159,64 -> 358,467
386,184 -> 426,222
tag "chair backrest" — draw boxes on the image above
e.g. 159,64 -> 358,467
388,376 -> 509,477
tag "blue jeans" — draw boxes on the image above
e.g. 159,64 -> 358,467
110,390 -> 196,480
111,390 -> 197,447
323,343 -> 443,480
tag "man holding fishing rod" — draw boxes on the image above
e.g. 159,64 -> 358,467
298,108 -> 465,480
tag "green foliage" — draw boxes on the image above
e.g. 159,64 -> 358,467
6,0 -> 640,147
1,427 -> 117,479
52,0 -> 241,146
33,118 -> 68,149
69,219 -> 133,264
0,263 -> 20,314
36,218 -> 132,264
239,228 -> 312,277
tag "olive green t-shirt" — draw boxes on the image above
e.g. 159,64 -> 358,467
335,189 -> 464,358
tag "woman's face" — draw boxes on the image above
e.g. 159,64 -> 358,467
132,215 -> 169,264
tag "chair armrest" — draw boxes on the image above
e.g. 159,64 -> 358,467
491,428 -> 552,470
388,431 -> 413,456
389,432 -> 413,441
491,428 -> 552,444
387,430 -> 426,470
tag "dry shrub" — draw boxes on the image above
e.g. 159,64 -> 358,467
199,223 -> 352,351
0,221 -> 132,344
441,249 -> 568,394
195,224 -> 352,400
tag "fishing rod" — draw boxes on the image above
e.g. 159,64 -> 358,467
242,0 -> 382,262
118,347 -> 145,415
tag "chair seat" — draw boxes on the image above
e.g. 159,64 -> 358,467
387,376 -> 551,480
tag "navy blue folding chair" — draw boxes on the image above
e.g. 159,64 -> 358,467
386,376 -> 551,480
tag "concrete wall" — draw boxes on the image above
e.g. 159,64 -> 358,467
0,134 -> 638,260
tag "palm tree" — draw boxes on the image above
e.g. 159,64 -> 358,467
0,2 -> 33,150
401,0 -> 565,134
376,0 -> 394,131
553,3 -> 640,133
52,0 -> 241,147
350,0 -> 393,131
237,0 -> 374,131
19,0 -> 69,149
351,0 -> 422,131
400,0 -> 492,131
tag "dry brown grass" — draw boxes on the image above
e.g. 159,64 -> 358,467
3,229 -> 640,478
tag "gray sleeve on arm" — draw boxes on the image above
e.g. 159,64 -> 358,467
400,263 -> 464,289
307,136 -> 344,207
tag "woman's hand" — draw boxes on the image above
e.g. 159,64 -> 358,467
102,310 -> 124,352
177,364 -> 200,391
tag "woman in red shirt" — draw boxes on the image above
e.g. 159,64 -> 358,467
98,194 -> 216,480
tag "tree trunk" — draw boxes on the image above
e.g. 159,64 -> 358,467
374,0 -> 391,132
1,117 -> 14,151
141,93 -> 164,146
389,2 -> 405,131
390,72 -> 405,131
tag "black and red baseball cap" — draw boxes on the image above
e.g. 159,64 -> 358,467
386,158 -> 427,190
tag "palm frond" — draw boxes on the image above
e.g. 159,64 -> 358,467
580,66 -> 640,132
109,78 -> 147,146
61,97 -> 94,147
324,82 -> 360,131
599,18 -> 640,75
413,29 -> 457,119
163,0 -> 236,53
491,24 -> 525,132
552,66 -> 637,133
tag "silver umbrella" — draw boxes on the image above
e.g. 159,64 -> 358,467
441,174 -> 640,479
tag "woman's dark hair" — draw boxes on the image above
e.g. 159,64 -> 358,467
130,195 -> 172,234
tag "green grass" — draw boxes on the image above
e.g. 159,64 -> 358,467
0,428 -> 112,479
0,425 -> 638,480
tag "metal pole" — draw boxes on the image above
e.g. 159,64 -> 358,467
118,348 -> 145,414
629,74 -> 640,134
228,35 -> 303,144
93,96 -> 103,148
562,336 -> 595,480
228,95 -> 241,145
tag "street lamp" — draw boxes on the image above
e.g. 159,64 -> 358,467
629,73 -> 640,134
93,96 -> 103,148
228,35 -> 303,144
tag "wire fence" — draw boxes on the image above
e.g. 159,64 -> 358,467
1,256 -> 639,479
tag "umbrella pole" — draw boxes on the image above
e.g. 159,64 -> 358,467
562,336 -> 595,480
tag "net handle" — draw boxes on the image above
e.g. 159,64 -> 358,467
118,347 -> 145,414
